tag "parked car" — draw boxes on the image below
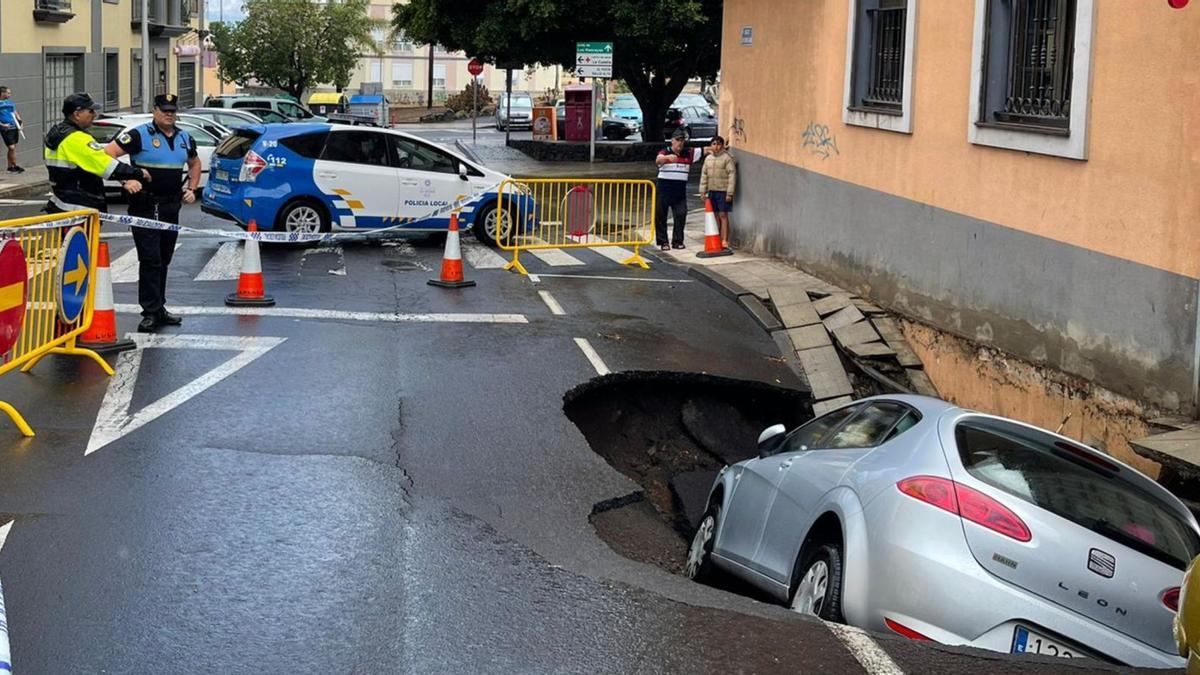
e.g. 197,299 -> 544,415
201,123 -> 534,245
1174,554 -> 1200,670
326,112 -> 383,127
86,118 -> 220,196
204,95 -> 326,123
610,93 -> 644,127
103,112 -> 232,143
664,106 -> 718,141
554,100 -> 640,141
183,107 -> 280,130
234,107 -> 293,124
686,394 -> 1198,668
495,91 -> 534,131
674,92 -> 715,116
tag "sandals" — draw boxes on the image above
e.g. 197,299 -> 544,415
672,243 -> 686,250
660,244 -> 670,251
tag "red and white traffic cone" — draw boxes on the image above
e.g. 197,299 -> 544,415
225,220 -> 276,307
428,213 -> 476,289
696,198 -> 732,259
77,241 -> 136,354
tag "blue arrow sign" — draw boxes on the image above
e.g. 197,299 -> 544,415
56,226 -> 90,324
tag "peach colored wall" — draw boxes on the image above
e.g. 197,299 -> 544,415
720,0 -> 1200,279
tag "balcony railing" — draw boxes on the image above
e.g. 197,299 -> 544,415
132,1 -> 191,37
132,1 -> 162,24
34,0 -> 75,23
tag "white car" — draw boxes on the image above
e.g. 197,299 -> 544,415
87,118 -> 222,195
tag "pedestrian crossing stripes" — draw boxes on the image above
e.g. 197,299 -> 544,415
111,242 -> 184,284
194,241 -> 242,281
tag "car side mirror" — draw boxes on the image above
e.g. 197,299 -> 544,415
757,424 -> 787,458
458,162 -> 469,180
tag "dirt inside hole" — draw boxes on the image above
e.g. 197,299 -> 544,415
565,372 -> 813,574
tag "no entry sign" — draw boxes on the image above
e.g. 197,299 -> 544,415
0,239 -> 26,355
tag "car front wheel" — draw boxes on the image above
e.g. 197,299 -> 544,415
789,543 -> 844,622
471,202 -> 513,247
685,506 -> 720,582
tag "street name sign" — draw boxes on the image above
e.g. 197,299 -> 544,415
576,42 -> 613,78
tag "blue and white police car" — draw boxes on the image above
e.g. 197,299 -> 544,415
201,123 -> 528,245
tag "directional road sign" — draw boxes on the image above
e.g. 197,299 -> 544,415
56,226 -> 90,324
576,42 -> 613,78
0,240 -> 26,355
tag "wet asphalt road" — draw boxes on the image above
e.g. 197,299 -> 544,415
0,187 -> 1138,670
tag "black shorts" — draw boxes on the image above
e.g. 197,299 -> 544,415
1,129 -> 18,147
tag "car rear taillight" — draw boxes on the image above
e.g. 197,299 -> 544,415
885,618 -> 931,641
897,476 -> 1032,542
239,150 -> 267,182
1162,587 -> 1181,612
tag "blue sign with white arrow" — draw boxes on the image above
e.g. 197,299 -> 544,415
56,226 -> 90,324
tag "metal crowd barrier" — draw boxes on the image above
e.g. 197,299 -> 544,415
0,210 -> 110,437
496,178 -> 657,276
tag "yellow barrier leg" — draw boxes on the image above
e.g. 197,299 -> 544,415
503,249 -> 529,276
621,244 -> 651,270
21,346 -> 115,376
0,400 -> 34,437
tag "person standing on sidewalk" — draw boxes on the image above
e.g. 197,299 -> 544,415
105,94 -> 200,333
699,135 -> 737,248
43,92 -> 146,214
0,87 -> 23,173
655,129 -> 704,251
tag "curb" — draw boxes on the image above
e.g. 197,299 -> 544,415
0,180 -> 49,201
686,264 -> 752,301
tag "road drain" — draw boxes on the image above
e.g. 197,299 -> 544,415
565,371 -> 812,574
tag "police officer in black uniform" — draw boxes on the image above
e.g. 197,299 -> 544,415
106,93 -> 201,332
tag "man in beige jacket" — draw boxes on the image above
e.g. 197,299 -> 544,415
699,135 -> 737,247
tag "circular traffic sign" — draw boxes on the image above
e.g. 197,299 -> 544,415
0,239 -> 27,355
56,225 -> 90,324
468,58 -> 484,77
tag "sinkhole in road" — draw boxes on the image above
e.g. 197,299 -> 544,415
564,371 -> 813,575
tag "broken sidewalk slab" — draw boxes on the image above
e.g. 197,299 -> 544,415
831,321 -> 881,348
786,324 -> 832,351
905,368 -> 939,397
813,396 -> 854,416
775,298 -> 821,329
871,316 -> 924,368
852,298 -> 887,315
767,283 -> 814,309
771,331 -> 811,389
686,265 -> 753,301
823,305 -> 866,332
813,293 -> 855,317
739,295 -> 784,332
843,341 -> 896,359
1131,428 -> 1200,481
797,346 -> 854,400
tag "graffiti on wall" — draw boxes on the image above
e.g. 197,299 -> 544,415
802,123 -> 839,159
731,117 -> 747,143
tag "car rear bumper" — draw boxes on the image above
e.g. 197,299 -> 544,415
854,490 -> 1184,668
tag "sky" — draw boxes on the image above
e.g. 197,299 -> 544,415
208,0 -> 246,23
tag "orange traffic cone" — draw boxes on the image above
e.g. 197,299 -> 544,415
77,241 -> 136,354
225,220 -> 276,307
428,213 -> 476,289
696,198 -> 732,259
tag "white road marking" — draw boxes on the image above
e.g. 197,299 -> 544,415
528,248 -> 586,267
112,242 -> 183,284
193,241 -> 242,281
0,521 -> 14,672
86,334 -> 286,456
567,234 -> 634,264
574,338 -> 610,376
112,303 -> 529,324
825,623 -> 905,675
538,291 -> 565,316
528,274 -> 541,284
460,240 -> 508,269
0,521 -> 10,553
532,273 -> 693,284
0,199 -> 45,206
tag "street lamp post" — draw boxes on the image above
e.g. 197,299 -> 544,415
142,0 -> 152,113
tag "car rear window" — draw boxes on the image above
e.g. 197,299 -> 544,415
279,132 -> 328,159
956,418 -> 1200,568
215,129 -> 261,159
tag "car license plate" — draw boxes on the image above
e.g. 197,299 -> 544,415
215,169 -> 230,182
1011,625 -> 1080,659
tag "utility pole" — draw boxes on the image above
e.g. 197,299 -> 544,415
426,44 -> 434,109
198,0 -> 205,104
142,0 -> 152,113
218,0 -> 224,94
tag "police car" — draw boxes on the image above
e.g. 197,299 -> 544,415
201,123 -> 529,245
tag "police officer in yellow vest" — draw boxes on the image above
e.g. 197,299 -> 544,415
43,92 -> 146,213
106,93 -> 201,333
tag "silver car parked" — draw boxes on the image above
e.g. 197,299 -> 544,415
686,395 -> 1198,668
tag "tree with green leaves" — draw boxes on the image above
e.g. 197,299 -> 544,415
392,0 -> 721,142
211,0 -> 380,100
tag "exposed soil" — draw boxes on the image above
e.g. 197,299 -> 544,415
565,371 -> 812,572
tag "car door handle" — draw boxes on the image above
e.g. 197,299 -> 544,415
317,171 -> 337,179
778,460 -> 793,471
400,179 -> 419,187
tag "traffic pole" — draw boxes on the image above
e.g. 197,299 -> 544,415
472,78 -> 478,143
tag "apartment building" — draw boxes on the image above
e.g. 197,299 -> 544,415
0,0 -> 203,165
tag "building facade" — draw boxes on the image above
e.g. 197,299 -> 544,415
719,1 -> 1200,412
0,0 -> 203,166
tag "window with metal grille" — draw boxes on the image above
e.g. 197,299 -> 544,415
979,0 -> 1076,132
105,53 -> 120,108
177,61 -> 195,108
155,56 -> 168,97
44,54 -> 82,124
433,65 -> 446,89
848,0 -> 907,114
132,51 -> 143,107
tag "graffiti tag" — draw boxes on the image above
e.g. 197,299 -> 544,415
731,117 -> 747,143
802,123 -> 839,159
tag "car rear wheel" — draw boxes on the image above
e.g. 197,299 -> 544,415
789,543 -> 844,622
277,199 -> 329,235
685,506 -> 720,582
472,202 -> 513,247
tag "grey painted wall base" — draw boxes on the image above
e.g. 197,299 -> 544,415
731,150 -> 1197,411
